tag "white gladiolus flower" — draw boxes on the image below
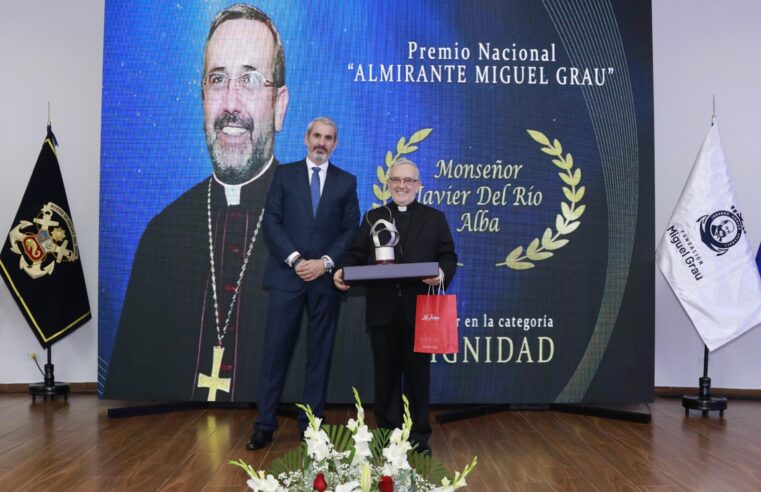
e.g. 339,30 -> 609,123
246,473 -> 285,492
353,425 -> 373,444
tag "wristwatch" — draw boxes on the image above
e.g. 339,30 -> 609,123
322,256 -> 334,271
292,255 -> 304,269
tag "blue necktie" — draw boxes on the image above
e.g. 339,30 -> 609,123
310,167 -> 321,217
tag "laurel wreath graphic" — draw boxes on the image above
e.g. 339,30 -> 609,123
496,130 -> 585,270
372,128 -> 433,207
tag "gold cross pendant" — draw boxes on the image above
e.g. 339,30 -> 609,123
197,345 -> 231,401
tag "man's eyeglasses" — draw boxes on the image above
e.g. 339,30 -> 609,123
388,177 -> 419,185
203,71 -> 276,93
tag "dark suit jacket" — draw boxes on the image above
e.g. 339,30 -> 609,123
339,200 -> 457,326
263,159 -> 359,296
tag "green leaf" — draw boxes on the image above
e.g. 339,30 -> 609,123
396,136 -> 406,155
527,250 -> 553,261
569,204 -> 586,220
553,138 -> 562,154
541,227 -> 553,246
552,158 -> 570,170
377,166 -> 387,184
565,153 -> 574,169
573,186 -> 585,202
370,428 -> 392,464
269,445 -> 308,476
564,221 -> 580,233
509,260 -> 534,270
555,214 -> 565,232
562,187 -> 574,202
401,144 -> 418,154
506,245 -> 524,264
561,202 -> 573,221
409,452 -> 450,483
526,238 -> 540,257
541,146 -> 562,156
373,184 -> 384,200
558,168 -> 580,186
506,246 -> 534,270
385,151 -> 394,167
543,237 -> 568,250
409,128 -> 433,144
526,129 -> 550,146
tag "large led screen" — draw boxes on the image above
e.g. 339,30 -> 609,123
99,0 -> 654,404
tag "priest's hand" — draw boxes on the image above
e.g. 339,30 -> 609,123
422,268 -> 444,286
295,259 -> 326,282
333,269 -> 350,291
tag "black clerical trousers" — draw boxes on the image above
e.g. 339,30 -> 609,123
369,303 -> 431,445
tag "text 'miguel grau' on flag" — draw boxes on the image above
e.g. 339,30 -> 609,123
657,120 -> 761,351
0,133 -> 91,348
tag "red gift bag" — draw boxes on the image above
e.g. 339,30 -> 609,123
414,286 -> 458,354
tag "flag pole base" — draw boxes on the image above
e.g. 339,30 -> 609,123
28,347 -> 69,402
29,382 -> 69,402
682,375 -> 727,417
682,394 -> 726,416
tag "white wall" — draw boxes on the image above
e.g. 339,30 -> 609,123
0,1 -> 104,384
653,0 -> 761,389
1,1 -> 760,390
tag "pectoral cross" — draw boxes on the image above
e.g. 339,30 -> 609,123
197,345 -> 231,401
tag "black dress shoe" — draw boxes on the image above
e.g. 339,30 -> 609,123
246,430 -> 273,450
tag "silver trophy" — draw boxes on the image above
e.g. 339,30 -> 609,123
370,219 -> 399,263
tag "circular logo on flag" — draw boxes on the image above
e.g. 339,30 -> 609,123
697,207 -> 743,256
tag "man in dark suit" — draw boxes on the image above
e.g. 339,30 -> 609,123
333,158 -> 457,455
248,117 -> 359,450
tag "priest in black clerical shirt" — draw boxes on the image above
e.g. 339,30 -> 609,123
104,4 -> 290,402
334,158 -> 457,455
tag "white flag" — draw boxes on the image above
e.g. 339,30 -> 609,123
657,122 -> 761,351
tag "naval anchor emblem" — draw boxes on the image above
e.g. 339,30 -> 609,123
8,202 -> 80,279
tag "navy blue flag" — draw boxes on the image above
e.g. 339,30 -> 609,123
0,134 -> 91,348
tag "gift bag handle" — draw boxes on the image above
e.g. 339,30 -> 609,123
426,273 -> 446,296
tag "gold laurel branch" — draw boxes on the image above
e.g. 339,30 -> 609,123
372,128 -> 433,208
496,129 -> 585,270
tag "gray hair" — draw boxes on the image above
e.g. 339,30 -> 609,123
389,158 -> 419,179
306,116 -> 338,141
205,3 -> 285,87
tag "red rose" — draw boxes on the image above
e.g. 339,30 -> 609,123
313,472 -> 328,491
379,475 -> 393,492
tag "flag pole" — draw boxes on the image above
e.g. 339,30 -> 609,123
679,98 -> 727,417
27,108 -> 71,403
681,345 -> 726,416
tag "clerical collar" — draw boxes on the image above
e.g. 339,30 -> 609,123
395,200 -> 416,213
213,155 -> 275,206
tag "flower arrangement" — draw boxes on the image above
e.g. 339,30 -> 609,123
230,388 -> 477,491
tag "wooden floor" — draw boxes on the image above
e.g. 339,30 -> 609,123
1,394 -> 760,491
